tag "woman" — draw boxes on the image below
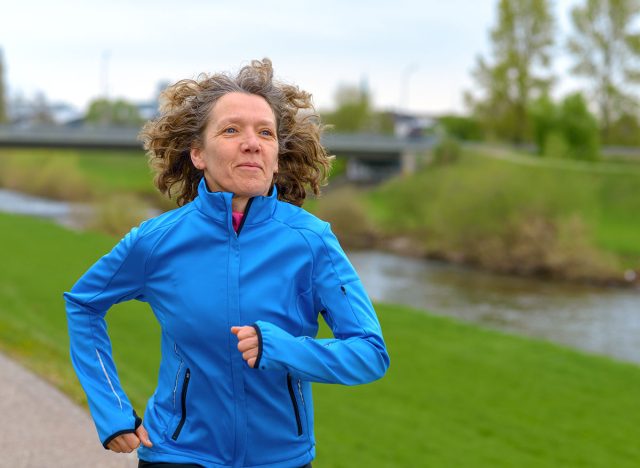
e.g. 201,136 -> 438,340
64,59 -> 389,468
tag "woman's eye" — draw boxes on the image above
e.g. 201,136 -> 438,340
224,127 -> 237,134
260,129 -> 274,137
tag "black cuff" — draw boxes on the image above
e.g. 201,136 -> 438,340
103,409 -> 142,449
103,428 -> 136,449
251,323 -> 263,370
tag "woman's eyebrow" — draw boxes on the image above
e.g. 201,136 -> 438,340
216,116 -> 276,127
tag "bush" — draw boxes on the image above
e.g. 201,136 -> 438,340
432,136 -> 462,166
0,152 -> 92,201
89,194 -> 151,237
314,187 -> 378,249
530,93 -> 600,161
437,114 -> 483,141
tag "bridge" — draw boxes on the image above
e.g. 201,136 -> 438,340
0,125 -> 436,182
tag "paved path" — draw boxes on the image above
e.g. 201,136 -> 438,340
0,352 -> 138,468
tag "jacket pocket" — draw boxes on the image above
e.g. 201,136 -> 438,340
287,373 -> 303,436
171,368 -> 191,440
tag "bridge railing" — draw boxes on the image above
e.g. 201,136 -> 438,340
0,125 -> 437,153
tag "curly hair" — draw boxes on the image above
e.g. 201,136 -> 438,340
138,58 -> 333,207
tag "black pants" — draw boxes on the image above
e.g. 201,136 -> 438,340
139,460 -> 311,468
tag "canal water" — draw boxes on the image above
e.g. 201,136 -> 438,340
348,250 -> 640,365
2,189 -> 639,365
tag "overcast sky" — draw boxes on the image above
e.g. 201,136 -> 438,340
1,0 -> 582,115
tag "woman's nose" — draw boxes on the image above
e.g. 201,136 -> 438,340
241,134 -> 260,152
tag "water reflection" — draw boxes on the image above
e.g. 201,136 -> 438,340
348,250 -> 640,364
0,189 -> 90,229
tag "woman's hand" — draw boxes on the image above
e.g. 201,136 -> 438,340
231,326 -> 259,368
106,424 -> 153,452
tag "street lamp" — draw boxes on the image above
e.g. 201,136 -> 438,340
399,63 -> 419,112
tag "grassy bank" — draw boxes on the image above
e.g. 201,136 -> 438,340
1,213 -> 639,466
0,148 -> 155,199
359,148 -> 640,281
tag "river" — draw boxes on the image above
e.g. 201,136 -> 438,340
2,189 -> 639,365
348,250 -> 640,365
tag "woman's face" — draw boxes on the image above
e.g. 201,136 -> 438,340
190,92 -> 279,202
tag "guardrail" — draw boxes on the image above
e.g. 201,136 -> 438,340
0,125 -> 436,156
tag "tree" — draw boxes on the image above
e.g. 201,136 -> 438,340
559,93 -> 600,161
567,0 -> 640,143
323,84 -> 371,133
85,98 -> 143,126
322,84 -> 394,134
437,114 -> 483,141
609,112 -> 640,146
530,92 -> 600,160
0,48 -> 7,123
467,0 -> 555,143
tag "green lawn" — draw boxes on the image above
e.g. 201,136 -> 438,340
1,212 -> 639,466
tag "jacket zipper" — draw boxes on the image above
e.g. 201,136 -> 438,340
297,379 -> 305,406
172,344 -> 184,411
171,368 -> 191,440
287,374 -> 303,436
235,198 -> 254,237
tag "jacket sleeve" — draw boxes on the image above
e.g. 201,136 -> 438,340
253,224 -> 390,385
63,226 -> 146,447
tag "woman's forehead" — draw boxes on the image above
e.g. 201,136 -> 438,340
210,92 -> 275,122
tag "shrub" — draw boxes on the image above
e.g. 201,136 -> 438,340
314,187 -> 378,249
432,136 -> 462,166
0,152 -> 92,201
89,194 -> 151,238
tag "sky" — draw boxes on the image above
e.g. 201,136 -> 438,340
1,0 -> 583,115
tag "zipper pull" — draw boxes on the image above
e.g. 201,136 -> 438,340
297,379 -> 304,405
185,369 -> 190,381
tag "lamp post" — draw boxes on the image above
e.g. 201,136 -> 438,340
399,63 -> 419,113
101,50 -> 111,99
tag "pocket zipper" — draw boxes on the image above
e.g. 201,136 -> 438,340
171,368 -> 191,440
287,374 -> 303,436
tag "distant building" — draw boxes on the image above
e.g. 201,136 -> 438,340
7,93 -> 83,127
391,111 -> 436,138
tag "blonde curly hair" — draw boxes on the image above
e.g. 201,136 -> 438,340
138,58 -> 333,207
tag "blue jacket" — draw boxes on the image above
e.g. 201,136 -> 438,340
64,178 -> 389,468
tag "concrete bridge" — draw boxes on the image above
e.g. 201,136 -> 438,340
0,125 -> 436,182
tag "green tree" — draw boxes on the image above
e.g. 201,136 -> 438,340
322,84 -> 394,134
467,0 -> 555,143
609,112 -> 640,146
559,93 -> 600,161
529,93 -> 558,153
85,98 -> 143,126
530,92 -> 600,160
0,48 -> 7,124
323,85 -> 371,132
567,0 -> 640,143
437,114 -> 483,141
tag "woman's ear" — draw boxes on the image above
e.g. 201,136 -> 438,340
190,147 -> 205,170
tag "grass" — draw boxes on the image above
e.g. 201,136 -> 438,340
365,148 -> 640,278
1,212 -> 639,466
0,147 -> 155,199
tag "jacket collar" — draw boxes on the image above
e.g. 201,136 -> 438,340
193,177 -> 278,226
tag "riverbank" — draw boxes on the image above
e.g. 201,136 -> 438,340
315,147 -> 640,286
1,212 -> 640,466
